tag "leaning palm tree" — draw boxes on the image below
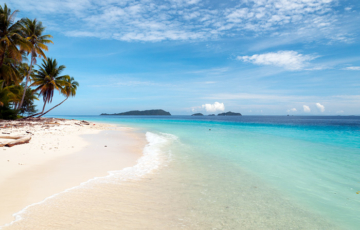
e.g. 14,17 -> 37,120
38,76 -> 78,117
18,18 -> 53,110
27,58 -> 67,117
0,4 -> 29,68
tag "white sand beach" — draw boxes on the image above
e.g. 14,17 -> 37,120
0,118 -> 146,227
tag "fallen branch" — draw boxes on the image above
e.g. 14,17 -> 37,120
0,135 -> 31,147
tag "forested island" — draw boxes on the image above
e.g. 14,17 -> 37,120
101,109 -> 171,116
218,111 -> 242,116
191,113 -> 204,116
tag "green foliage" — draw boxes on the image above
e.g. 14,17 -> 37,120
0,104 -> 18,119
17,18 -> 53,110
31,58 -> 68,104
61,76 -> 79,97
19,18 -> 53,61
19,85 -> 38,115
0,4 -> 78,119
20,99 -> 37,115
0,4 -> 30,67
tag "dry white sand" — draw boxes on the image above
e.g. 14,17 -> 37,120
0,118 -> 146,226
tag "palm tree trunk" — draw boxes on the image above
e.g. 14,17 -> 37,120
38,97 -> 68,118
18,53 -> 34,110
0,51 -> 6,69
24,101 -> 47,118
0,45 -> 7,68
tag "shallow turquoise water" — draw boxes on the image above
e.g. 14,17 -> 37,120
55,115 -> 360,229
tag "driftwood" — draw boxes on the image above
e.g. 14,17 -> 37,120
45,122 -> 60,125
81,120 -> 90,125
0,135 -> 31,147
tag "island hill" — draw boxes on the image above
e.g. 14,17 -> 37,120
218,111 -> 242,116
191,111 -> 242,116
101,109 -> 171,116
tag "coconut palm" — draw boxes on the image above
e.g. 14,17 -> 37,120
18,18 -> 53,109
0,79 -> 12,106
19,85 -> 39,115
0,4 -> 29,68
0,80 -> 20,119
28,58 -> 67,117
0,54 -> 21,86
0,79 -> 21,106
0,50 -> 30,87
38,76 -> 78,117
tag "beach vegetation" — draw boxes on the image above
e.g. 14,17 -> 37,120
28,58 -> 69,117
39,76 -> 78,117
0,4 -> 29,68
17,18 -> 53,110
0,3 -> 78,119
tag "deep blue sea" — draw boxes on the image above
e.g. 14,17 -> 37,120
53,115 -> 360,229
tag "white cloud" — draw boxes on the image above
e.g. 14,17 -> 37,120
202,102 -> 225,112
303,105 -> 311,112
343,66 -> 360,70
287,108 -> 297,112
316,103 -> 325,112
5,0 -> 351,43
237,51 -> 317,70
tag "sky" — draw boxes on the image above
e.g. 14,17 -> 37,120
6,0 -> 360,115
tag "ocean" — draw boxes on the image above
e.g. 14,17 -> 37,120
5,115 -> 360,229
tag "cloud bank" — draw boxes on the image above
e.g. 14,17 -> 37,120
343,66 -> 360,70
316,103 -> 325,112
303,105 -> 311,112
6,0 -> 352,43
237,51 -> 317,70
202,102 -> 225,113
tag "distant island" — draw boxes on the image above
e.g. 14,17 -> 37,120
101,109 -> 171,116
218,111 -> 242,116
191,113 -> 204,116
208,114 -> 215,116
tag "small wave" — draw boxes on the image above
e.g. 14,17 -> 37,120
106,131 -> 177,181
0,131 -> 177,229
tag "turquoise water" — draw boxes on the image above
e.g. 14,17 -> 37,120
56,115 -> 360,229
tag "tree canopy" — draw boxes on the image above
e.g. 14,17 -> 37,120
0,3 -> 78,119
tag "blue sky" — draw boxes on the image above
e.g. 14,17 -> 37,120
7,0 -> 360,115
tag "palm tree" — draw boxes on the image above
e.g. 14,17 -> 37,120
0,53 -> 21,86
38,76 -> 78,117
0,80 -> 20,119
0,79 -> 22,107
0,79 -> 13,106
18,18 -> 53,110
0,4 -> 29,68
19,85 -> 39,115
28,58 -> 67,117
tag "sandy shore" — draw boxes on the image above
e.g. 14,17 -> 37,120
0,118 -> 146,227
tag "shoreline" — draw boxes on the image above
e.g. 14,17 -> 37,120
0,116 -> 348,229
0,118 -> 147,228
